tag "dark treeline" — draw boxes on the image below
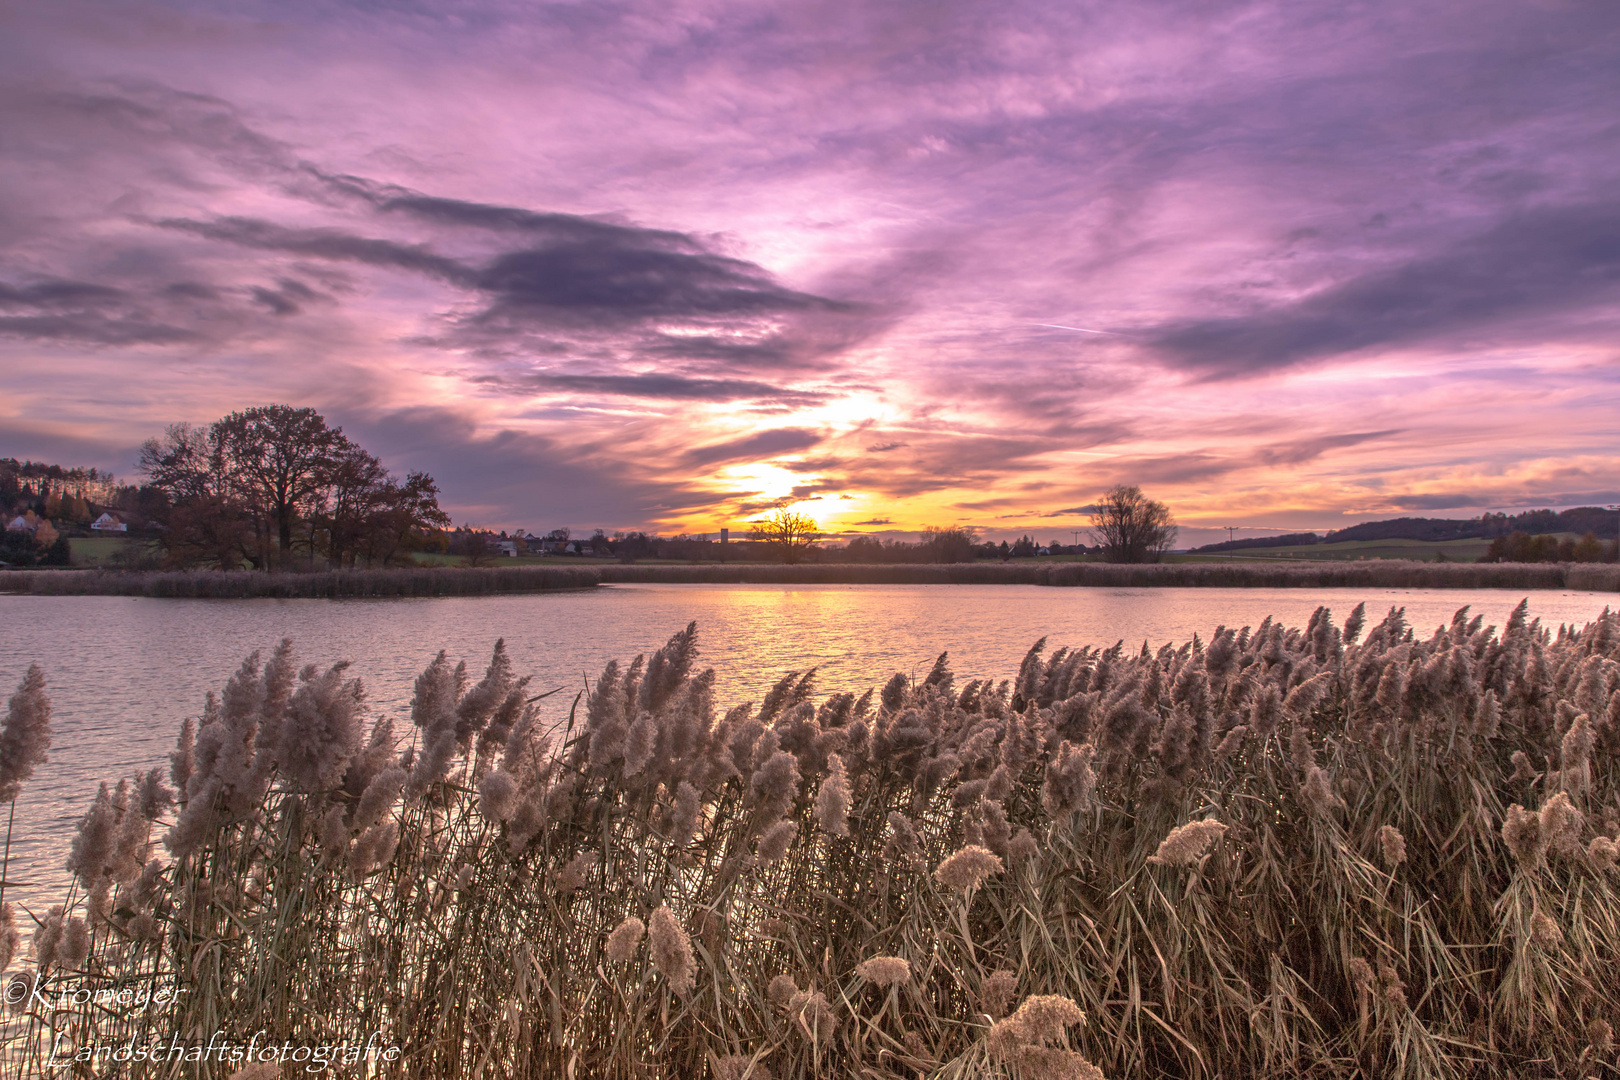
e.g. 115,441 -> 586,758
455,527 -> 1088,564
139,405 -> 449,571
1479,531 -> 1614,564
0,458 -> 132,506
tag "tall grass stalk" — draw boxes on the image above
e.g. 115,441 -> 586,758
7,602 -> 1620,1078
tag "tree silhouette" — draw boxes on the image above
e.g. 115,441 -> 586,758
1089,485 -> 1177,563
749,509 -> 821,563
920,526 -> 978,563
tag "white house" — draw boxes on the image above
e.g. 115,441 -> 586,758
495,540 -> 518,557
91,513 -> 128,533
5,515 -> 33,533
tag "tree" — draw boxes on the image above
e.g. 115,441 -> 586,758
320,442 -> 392,569
360,472 -> 451,566
138,423 -> 253,569
463,529 -> 494,567
749,509 -> 821,564
1089,485 -> 1177,563
212,405 -> 346,567
920,527 -> 978,563
612,531 -> 657,562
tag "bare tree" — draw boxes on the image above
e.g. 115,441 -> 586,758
920,526 -> 979,563
139,424 -> 254,569
749,508 -> 821,564
212,405 -> 345,567
463,530 -> 495,567
1089,486 -> 1177,563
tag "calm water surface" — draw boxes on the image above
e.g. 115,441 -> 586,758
0,583 -> 1612,911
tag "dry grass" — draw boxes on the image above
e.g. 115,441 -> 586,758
7,601 -> 1620,1078
603,560 -> 1609,589
3,560 -> 1618,596
0,565 -> 599,597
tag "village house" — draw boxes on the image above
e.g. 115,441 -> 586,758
91,512 -> 128,533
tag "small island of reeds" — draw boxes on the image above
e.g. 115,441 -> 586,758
4,602 -> 1619,1078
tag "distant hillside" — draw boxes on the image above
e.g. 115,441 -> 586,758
1325,507 -> 1617,543
1189,532 -> 1322,554
1323,517 -> 1489,543
1189,506 -> 1618,553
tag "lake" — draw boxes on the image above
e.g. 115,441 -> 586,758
0,583 -> 1612,913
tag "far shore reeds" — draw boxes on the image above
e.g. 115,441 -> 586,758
2,558 -> 1615,597
0,564 -> 601,598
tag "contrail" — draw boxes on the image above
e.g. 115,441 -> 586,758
1033,323 -> 1116,335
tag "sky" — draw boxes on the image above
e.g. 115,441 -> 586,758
1,0 -> 1618,547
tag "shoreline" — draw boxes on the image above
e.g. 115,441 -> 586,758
2,559 -> 1617,597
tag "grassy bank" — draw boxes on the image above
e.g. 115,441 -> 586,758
0,564 -> 600,598
2,560 -> 1617,597
6,604 -> 1620,1077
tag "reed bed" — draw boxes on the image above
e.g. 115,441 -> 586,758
599,560 -> 1613,590
6,602 -> 1620,1078
0,565 -> 599,598
4,560 -> 1615,597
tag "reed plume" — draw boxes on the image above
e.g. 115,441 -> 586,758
1146,818 -> 1227,867
854,955 -> 910,987
648,904 -> 696,998
0,664 -> 50,803
605,916 -> 645,964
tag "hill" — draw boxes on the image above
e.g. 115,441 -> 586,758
1189,506 -> 1618,554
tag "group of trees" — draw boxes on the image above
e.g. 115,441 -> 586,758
139,405 -> 448,570
0,513 -> 70,567
1478,530 -> 1615,564
837,527 -> 982,564
0,458 -> 133,510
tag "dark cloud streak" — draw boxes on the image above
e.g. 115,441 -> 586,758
1150,204 -> 1620,378
474,372 -> 826,404
680,428 -> 823,468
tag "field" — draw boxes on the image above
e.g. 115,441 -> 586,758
4,603 -> 1619,1078
1179,534 -> 1597,564
1178,537 -> 1500,563
64,536 -> 143,567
